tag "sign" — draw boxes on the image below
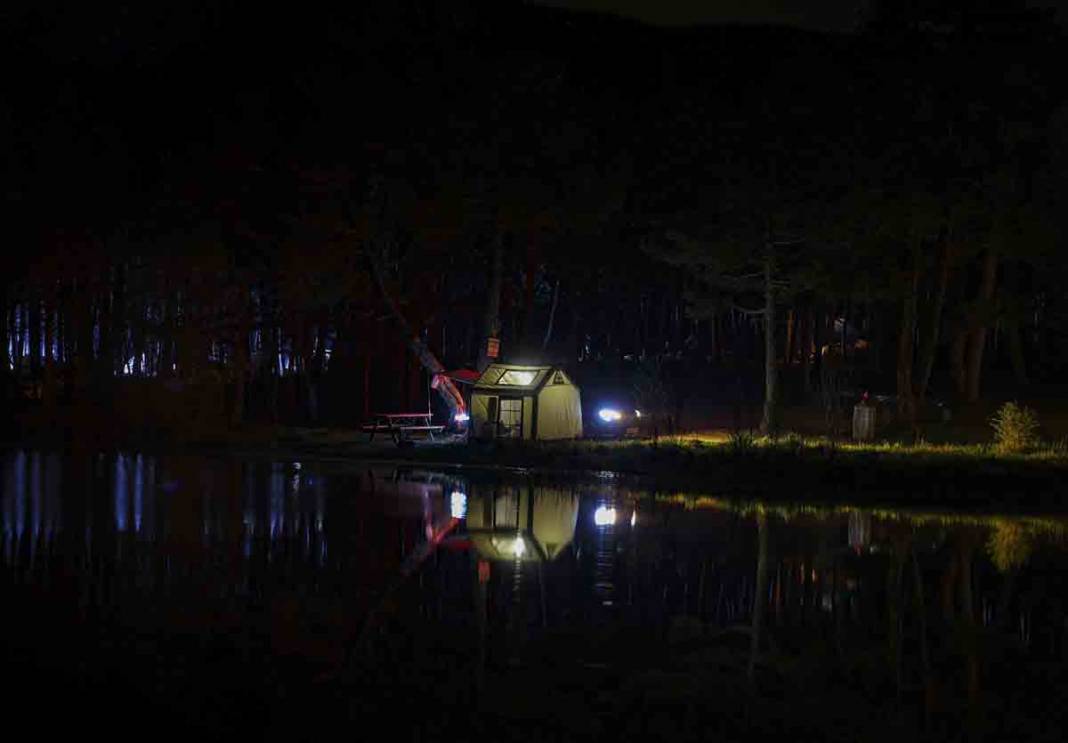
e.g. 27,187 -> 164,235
486,337 -> 500,359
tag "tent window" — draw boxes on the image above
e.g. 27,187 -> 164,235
499,369 -> 536,386
498,398 -> 523,438
552,371 -> 565,385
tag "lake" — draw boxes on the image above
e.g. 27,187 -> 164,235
2,449 -> 1066,740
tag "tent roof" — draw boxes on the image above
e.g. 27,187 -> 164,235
473,363 -> 572,392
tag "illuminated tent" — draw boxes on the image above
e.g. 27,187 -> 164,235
466,489 -> 579,562
470,363 -> 582,440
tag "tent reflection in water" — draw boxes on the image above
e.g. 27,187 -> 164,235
470,364 -> 582,440
466,488 -> 579,562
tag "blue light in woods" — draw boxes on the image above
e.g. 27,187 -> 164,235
114,454 -> 128,532
450,491 -> 467,519
270,463 -> 285,540
30,452 -> 41,545
133,454 -> 144,534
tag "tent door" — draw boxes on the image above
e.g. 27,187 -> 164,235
484,396 -> 499,438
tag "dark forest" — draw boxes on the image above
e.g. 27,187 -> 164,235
4,0 -> 1068,439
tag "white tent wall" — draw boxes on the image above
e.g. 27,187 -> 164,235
466,488 -> 579,561
523,397 -> 534,439
469,364 -> 582,441
471,393 -> 494,438
535,383 -> 583,440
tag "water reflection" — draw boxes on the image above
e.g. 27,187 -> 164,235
2,450 -> 1068,739
465,487 -> 579,562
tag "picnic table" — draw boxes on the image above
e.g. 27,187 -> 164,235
364,412 -> 445,443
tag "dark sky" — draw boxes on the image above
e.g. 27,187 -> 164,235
534,0 -> 1066,31
536,0 -> 870,30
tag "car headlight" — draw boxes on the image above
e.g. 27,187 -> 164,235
598,408 -> 623,422
594,505 -> 617,526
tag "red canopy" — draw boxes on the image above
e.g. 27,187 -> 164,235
444,369 -> 480,384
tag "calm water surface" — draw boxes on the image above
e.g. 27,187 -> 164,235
2,449 -> 1067,740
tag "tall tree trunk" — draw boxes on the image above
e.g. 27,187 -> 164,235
801,305 -> 814,398
916,238 -> 953,402
760,255 -> 778,436
0,286 -> 9,384
477,233 -> 504,371
1004,261 -> 1029,387
1006,321 -> 1028,387
263,326 -> 279,422
965,249 -> 998,403
896,246 -> 920,427
541,278 -> 560,351
230,318 -> 249,428
29,296 -> 41,379
949,329 -> 967,398
784,308 -> 795,367
43,297 -> 57,406
367,245 -> 465,417
520,244 -> 537,350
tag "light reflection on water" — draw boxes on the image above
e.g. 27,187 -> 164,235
2,449 -> 1068,738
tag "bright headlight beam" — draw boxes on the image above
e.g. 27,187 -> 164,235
594,505 -> 617,526
598,408 -> 622,422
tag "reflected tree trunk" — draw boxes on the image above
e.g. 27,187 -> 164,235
958,536 -> 982,731
888,542 -> 906,697
748,508 -> 769,683
759,256 -> 778,437
911,544 -> 934,729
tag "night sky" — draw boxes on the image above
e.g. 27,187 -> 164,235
536,0 -> 1067,30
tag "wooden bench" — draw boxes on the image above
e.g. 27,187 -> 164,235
364,413 -> 445,443
394,424 -> 445,442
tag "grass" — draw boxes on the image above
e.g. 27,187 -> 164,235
201,425 -> 1068,512
12,397 -> 1068,510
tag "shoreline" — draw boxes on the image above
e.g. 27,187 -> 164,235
7,423 -> 1068,514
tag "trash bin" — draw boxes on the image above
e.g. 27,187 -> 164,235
852,403 -> 876,441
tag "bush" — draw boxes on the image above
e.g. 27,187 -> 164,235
989,402 -> 1040,453
728,429 -> 757,454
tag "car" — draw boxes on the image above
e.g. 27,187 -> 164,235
583,390 -> 644,439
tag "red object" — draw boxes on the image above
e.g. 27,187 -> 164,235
445,368 -> 481,384
478,560 -> 491,583
486,337 -> 500,358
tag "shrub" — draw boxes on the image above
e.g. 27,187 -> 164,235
989,402 -> 1040,453
728,429 -> 757,454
